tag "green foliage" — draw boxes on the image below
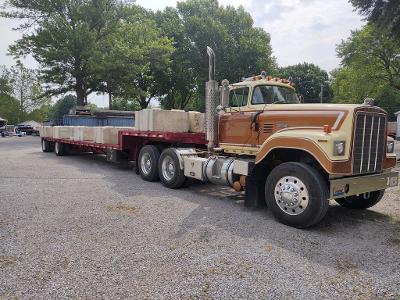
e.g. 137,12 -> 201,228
349,0 -> 400,39
111,96 -> 141,111
48,95 -> 77,121
94,4 -> 174,109
2,0 -> 122,106
0,94 -> 19,124
333,24 -> 400,117
156,0 -> 276,110
337,25 -> 400,92
375,85 -> 400,120
279,63 -> 330,103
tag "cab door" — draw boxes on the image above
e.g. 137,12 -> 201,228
219,86 -> 258,146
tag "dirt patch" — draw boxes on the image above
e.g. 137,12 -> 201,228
106,203 -> 140,214
0,256 -> 16,268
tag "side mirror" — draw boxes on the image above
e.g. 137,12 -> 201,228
220,79 -> 230,107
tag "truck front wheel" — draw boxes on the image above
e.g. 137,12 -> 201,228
335,190 -> 384,209
158,148 -> 186,189
138,145 -> 160,181
265,162 -> 329,228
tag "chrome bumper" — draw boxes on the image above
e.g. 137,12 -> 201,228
330,171 -> 399,199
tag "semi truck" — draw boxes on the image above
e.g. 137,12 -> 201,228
40,47 -> 399,228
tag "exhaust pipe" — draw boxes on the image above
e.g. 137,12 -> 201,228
206,46 -> 219,152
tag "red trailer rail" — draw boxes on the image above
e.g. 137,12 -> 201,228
42,129 -> 207,160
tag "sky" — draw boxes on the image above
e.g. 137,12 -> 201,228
0,0 -> 364,107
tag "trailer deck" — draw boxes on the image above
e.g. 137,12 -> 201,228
43,129 -> 207,158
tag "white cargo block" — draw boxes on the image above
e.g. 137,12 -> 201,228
135,111 -> 141,131
94,126 -> 133,145
53,126 -> 72,139
80,127 -> 96,141
188,111 -> 205,133
101,127 -> 121,144
137,109 -> 189,132
95,127 -> 105,144
39,126 -> 54,138
72,126 -> 84,141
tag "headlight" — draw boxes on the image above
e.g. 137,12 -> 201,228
333,141 -> 346,156
387,140 -> 395,153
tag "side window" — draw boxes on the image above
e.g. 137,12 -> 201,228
229,87 -> 249,107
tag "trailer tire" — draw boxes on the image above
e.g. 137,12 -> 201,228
41,139 -> 52,152
138,145 -> 160,181
159,148 -> 186,189
54,142 -> 67,156
335,190 -> 384,209
265,162 -> 329,228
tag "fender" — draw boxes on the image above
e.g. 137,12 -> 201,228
255,130 -> 352,175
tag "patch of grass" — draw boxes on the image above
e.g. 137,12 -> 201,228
388,237 -> 400,246
0,256 -> 16,268
335,258 -> 359,273
106,203 -> 139,214
264,244 -> 273,252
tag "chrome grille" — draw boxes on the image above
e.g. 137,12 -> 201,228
352,112 -> 386,174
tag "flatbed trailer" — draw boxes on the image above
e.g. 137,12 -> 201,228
42,129 -> 207,162
38,46 -> 399,229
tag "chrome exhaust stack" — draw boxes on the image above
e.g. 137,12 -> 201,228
206,46 -> 219,153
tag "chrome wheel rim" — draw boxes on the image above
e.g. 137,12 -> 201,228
161,155 -> 175,181
140,152 -> 152,175
41,140 -> 45,150
274,176 -> 309,215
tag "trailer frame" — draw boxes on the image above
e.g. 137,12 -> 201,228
42,129 -> 207,160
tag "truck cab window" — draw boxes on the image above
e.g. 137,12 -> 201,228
251,85 -> 300,104
229,87 -> 249,107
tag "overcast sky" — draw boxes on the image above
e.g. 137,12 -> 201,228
0,0 -> 364,107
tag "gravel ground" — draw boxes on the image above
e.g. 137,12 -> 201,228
0,136 -> 399,299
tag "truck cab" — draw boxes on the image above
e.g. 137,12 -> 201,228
206,73 -> 398,227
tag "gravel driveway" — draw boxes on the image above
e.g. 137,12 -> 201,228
1,137 -> 399,299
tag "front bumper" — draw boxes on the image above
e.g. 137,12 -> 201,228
330,171 -> 399,199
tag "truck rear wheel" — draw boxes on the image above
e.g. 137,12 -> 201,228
158,148 -> 186,189
265,162 -> 329,228
138,145 -> 160,181
54,142 -> 67,156
41,139 -> 52,152
335,190 -> 384,209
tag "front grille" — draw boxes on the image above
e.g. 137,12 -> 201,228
352,111 -> 386,174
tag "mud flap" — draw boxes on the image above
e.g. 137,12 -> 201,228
245,174 -> 266,208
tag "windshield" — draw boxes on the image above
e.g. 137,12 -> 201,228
251,85 -> 299,105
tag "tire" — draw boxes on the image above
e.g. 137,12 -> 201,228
41,139 -> 52,152
335,190 -> 384,209
265,162 -> 329,228
54,142 -> 67,156
138,145 -> 160,181
158,148 -> 186,189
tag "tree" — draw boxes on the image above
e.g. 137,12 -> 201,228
279,63 -> 330,103
155,0 -> 276,111
95,5 -> 174,109
48,95 -> 77,121
349,0 -> 400,39
337,25 -> 400,92
8,63 -> 48,122
111,96 -> 141,111
332,24 -> 400,119
2,0 -> 122,106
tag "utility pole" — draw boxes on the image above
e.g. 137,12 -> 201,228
320,84 -> 324,104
